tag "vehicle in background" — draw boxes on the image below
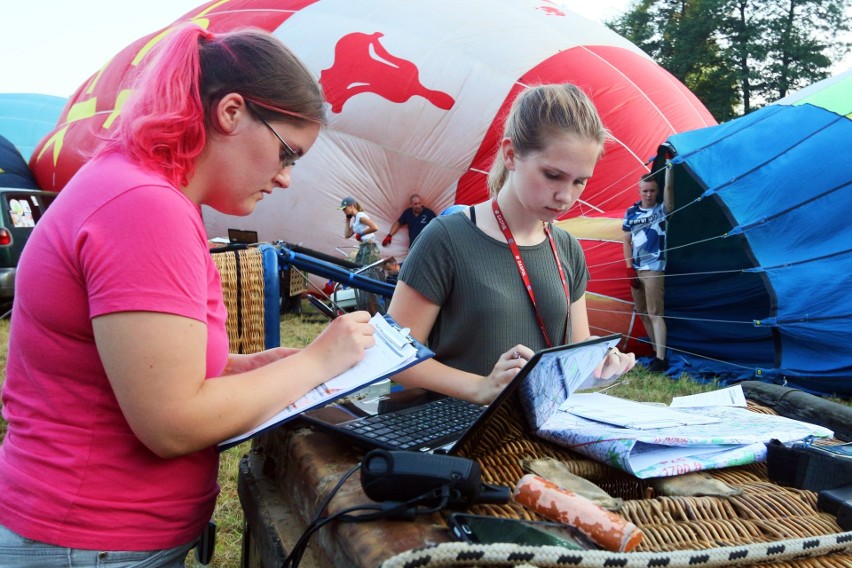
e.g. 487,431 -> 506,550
0,188 -> 58,312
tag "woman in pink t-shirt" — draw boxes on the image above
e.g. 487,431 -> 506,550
0,24 -> 375,566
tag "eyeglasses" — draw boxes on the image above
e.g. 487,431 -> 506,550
258,117 -> 299,168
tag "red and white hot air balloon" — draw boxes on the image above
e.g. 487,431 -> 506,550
30,0 -> 716,353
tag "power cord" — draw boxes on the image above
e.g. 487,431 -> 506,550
281,463 -> 457,568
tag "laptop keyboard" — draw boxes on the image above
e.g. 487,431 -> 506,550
340,397 -> 484,450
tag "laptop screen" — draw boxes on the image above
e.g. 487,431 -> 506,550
228,228 -> 259,244
450,334 -> 620,458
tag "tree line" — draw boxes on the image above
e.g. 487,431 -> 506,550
608,0 -> 850,121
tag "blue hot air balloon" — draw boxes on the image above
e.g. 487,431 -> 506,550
655,71 -> 852,396
0,134 -> 38,189
0,93 -> 67,162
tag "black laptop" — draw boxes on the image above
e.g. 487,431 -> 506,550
299,334 -> 621,454
228,228 -> 259,244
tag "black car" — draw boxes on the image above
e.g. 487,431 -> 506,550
0,188 -> 58,307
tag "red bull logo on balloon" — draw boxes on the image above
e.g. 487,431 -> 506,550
320,32 -> 455,113
536,1 -> 566,17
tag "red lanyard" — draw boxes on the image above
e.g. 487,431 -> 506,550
492,199 -> 570,348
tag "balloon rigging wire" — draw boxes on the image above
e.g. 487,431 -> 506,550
588,321 -> 761,372
587,305 -> 762,326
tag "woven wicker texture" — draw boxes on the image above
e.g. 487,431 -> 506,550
288,267 -> 308,297
448,394 -> 852,567
211,247 -> 267,354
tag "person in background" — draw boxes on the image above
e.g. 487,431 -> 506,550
0,24 -> 374,567
382,256 -> 401,286
382,193 -> 437,249
622,170 -> 674,372
340,196 -> 381,266
388,84 -> 635,405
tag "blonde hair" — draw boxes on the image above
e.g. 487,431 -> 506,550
486,84 -> 610,196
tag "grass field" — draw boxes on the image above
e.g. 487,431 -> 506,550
0,311 -> 847,566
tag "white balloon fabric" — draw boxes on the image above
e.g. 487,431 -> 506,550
190,0 -> 713,260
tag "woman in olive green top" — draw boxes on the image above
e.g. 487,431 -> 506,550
388,84 -> 635,404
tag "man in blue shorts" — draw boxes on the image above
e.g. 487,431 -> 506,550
622,170 -> 673,372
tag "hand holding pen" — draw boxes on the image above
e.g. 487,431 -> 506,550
301,307 -> 375,376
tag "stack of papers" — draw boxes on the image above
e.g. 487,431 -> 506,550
535,391 -> 833,478
562,394 -> 721,430
503,340 -> 834,479
670,385 -> 747,408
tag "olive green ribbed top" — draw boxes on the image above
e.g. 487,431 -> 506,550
399,213 -> 589,376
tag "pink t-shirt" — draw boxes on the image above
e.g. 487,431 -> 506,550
0,152 -> 229,550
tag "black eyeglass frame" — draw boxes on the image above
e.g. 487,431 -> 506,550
258,116 -> 299,169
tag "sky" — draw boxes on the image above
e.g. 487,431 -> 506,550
0,1 -> 633,98
0,1 -> 847,98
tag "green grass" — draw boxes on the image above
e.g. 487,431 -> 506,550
593,365 -> 722,403
0,311 -> 848,566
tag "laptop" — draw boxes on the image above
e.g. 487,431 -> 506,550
299,334 -> 621,455
228,228 -> 259,244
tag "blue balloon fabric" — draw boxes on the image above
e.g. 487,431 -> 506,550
0,134 -> 38,189
659,75 -> 852,396
0,93 -> 67,162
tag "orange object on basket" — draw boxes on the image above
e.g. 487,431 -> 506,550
513,473 -> 644,552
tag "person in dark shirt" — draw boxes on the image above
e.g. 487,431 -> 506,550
382,194 -> 437,249
382,256 -> 400,286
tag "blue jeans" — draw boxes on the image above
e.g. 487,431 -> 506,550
0,524 -> 194,567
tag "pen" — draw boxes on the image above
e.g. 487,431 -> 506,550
306,294 -> 339,320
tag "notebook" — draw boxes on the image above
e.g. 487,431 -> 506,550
299,334 -> 621,454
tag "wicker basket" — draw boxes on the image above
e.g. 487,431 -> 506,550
211,247 -> 267,354
389,393 -> 852,567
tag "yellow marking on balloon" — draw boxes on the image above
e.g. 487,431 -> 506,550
36,97 -> 99,166
196,0 -> 232,17
131,28 -> 173,66
37,128 -> 66,166
85,62 -> 110,95
66,98 -> 98,123
555,216 -> 624,241
103,89 -> 134,129
131,16 -> 212,67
